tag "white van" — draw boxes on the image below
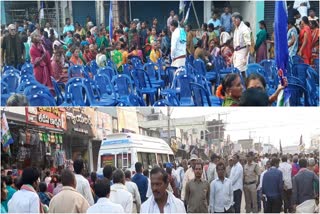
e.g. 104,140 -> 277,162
97,133 -> 174,176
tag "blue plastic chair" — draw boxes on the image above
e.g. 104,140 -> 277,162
27,93 -> 56,106
89,60 -> 99,76
314,58 -> 319,74
1,82 -> 10,106
82,78 -> 117,106
2,73 -> 20,93
118,94 -> 146,106
193,59 -> 217,81
292,64 -> 309,86
107,60 -> 118,75
190,82 -> 212,106
306,78 -> 319,106
64,82 -> 87,106
94,74 -> 115,98
292,55 -> 304,64
51,77 -> 65,106
111,74 -> 134,100
162,91 -> 180,106
287,83 -> 307,106
122,64 -> 133,79
246,64 -> 266,77
20,74 -> 35,84
68,65 -> 85,79
132,69 -> 158,105
97,66 -> 116,83
153,100 -> 170,106
2,65 -> 16,73
143,62 -> 165,88
21,64 -> 33,75
24,86 -> 53,104
175,73 -> 195,106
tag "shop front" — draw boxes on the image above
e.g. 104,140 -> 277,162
63,107 -> 96,174
1,107 -> 67,174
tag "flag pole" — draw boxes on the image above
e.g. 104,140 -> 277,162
191,1 -> 200,29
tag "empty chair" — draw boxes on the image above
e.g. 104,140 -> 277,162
97,66 -> 116,82
143,62 -> 165,88
28,93 -> 56,106
21,64 -> 33,75
112,74 -> 134,100
51,77 -> 65,105
65,82 -> 87,106
68,65 -> 85,79
193,59 -> 217,81
94,73 -> 115,98
292,55 -> 304,64
175,73 -> 195,106
2,73 -> 20,93
89,60 -> 99,76
153,100 -> 170,106
24,85 -> 52,97
132,69 -> 158,105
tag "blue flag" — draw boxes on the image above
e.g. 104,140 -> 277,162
109,1 -> 113,42
275,0 -> 290,106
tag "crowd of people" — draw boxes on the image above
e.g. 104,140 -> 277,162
1,5 -> 318,79
1,152 -> 319,213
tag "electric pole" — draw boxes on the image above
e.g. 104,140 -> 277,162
167,106 -> 171,146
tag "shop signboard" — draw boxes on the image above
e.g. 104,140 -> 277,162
26,107 -> 67,130
65,107 -> 96,137
96,111 -> 112,140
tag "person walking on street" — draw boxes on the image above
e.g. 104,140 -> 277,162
185,161 -> 210,213
210,162 -> 234,213
132,162 -> 148,203
229,154 -> 243,213
73,159 -> 94,206
110,169 -> 133,213
87,180 -> 124,213
140,167 -> 186,213
243,152 -> 260,213
279,155 -> 293,213
125,170 -> 141,213
262,158 -> 283,213
49,169 -> 90,213
292,158 -> 319,213
207,153 -> 219,184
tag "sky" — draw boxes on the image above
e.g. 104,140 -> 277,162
167,107 -> 320,148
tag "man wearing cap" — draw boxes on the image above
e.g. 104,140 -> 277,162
181,155 -> 206,203
207,153 -> 219,184
243,151 -> 260,213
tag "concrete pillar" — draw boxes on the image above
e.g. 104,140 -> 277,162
203,1 -> 211,23
100,1 -> 105,26
88,139 -> 94,172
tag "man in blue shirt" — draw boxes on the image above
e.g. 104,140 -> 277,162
208,12 -> 221,37
63,18 -> 75,35
262,157 -> 283,213
132,162 -> 148,203
220,6 -> 232,33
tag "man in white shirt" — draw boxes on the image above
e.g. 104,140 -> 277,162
87,180 -> 124,213
73,159 -> 94,206
44,22 -> 58,38
167,10 -> 175,31
8,167 -> 41,213
232,14 -> 251,76
293,0 -> 310,18
210,162 -> 234,213
207,153 -> 219,184
229,154 -> 243,213
279,155 -> 293,213
258,160 -> 271,211
170,19 -> 186,67
141,167 -> 186,213
125,170 -> 141,213
110,169 -> 133,213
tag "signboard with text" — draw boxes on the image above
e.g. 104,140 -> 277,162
26,107 -> 67,131
65,107 -> 96,137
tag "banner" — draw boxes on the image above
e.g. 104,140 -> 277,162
96,111 -> 112,140
65,107 -> 96,137
1,112 -> 14,153
26,107 -> 67,131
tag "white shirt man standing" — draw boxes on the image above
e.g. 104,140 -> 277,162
207,153 -> 219,184
73,160 -> 94,206
87,180 -> 124,213
124,170 -> 142,213
170,19 -> 186,67
210,162 -> 234,213
293,0 -> 310,18
232,14 -> 251,76
279,155 -> 293,213
110,169 -> 133,213
229,154 -> 244,213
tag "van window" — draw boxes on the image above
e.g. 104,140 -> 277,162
117,153 -> 131,169
101,154 -> 115,168
157,154 -> 163,164
137,152 -> 157,170
161,154 -> 168,163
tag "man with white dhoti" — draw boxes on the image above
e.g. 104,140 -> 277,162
170,20 -> 187,67
232,15 -> 251,77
